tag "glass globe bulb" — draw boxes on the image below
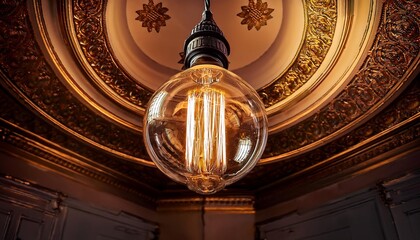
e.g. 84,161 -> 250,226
144,64 -> 268,194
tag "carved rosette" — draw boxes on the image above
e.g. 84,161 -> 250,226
135,0 -> 171,33
237,0 -> 275,31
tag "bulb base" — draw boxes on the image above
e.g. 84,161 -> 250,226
186,174 -> 226,195
183,10 -> 230,69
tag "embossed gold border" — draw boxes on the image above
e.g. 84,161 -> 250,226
158,196 -> 255,213
68,0 -> 338,110
260,0 -> 420,163
241,80 -> 420,192
0,0 -> 154,166
0,0 -> 418,170
256,119 -> 420,208
66,0 -> 152,112
32,0 -> 141,131
259,0 -> 338,108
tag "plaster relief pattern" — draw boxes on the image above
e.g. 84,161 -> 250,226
245,80 -> 420,191
0,0 -> 418,197
255,122 -> 420,207
0,88 -> 167,197
0,0 -> 150,161
237,0 -> 275,31
263,0 -> 419,158
135,0 -> 171,33
258,0 -> 337,107
73,0 -> 152,109
70,0 -> 338,109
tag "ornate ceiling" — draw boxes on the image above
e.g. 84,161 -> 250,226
0,0 -> 419,209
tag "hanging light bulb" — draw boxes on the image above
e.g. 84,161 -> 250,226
143,0 -> 268,194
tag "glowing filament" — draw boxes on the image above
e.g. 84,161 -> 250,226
185,87 -> 227,176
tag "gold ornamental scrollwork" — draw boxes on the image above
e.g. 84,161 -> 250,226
70,0 -> 338,109
71,0 -> 153,111
261,0 -> 420,161
0,0 -> 153,165
242,80 -> 420,191
258,0 -> 338,108
1,0 -> 418,170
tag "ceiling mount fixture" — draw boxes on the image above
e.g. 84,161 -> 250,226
143,0 -> 268,194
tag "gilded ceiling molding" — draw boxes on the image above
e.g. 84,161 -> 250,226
157,196 -> 254,213
260,0 -> 420,162
255,122 -> 420,208
258,0 -> 338,107
0,0 -> 418,186
70,0 -> 152,111
242,80 -> 420,190
69,0 -> 337,109
0,87 -> 165,189
0,0 -> 154,165
0,121 -> 158,208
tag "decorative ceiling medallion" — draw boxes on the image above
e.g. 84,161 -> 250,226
135,0 -> 170,33
237,0 -> 274,31
1,0 -> 418,171
1,0 -> 419,196
69,0 -> 336,109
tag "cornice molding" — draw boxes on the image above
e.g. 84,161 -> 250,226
255,119 -> 420,209
157,196 -> 254,213
0,0 -> 153,165
259,0 -> 338,108
241,79 -> 419,190
0,120 -> 158,209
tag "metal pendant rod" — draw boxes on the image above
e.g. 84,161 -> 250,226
204,0 -> 210,11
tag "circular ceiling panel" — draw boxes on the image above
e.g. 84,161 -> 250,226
107,0 -> 285,90
16,0 -> 416,168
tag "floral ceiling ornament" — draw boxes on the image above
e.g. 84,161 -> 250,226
135,0 -> 170,33
237,0 -> 274,31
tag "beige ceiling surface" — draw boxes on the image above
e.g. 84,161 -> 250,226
0,0 -> 419,207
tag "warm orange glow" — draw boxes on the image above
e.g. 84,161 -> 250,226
186,86 -> 227,176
